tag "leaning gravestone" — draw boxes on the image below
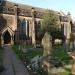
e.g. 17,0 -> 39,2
42,32 -> 52,57
42,32 -> 52,75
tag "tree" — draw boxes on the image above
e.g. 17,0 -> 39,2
41,10 -> 59,35
41,10 -> 63,43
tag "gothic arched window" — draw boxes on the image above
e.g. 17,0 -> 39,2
19,19 -> 29,40
21,19 -> 26,34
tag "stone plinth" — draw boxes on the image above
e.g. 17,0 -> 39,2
42,57 -> 53,75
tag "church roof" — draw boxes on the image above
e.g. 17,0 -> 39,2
1,1 -> 46,18
4,1 -> 46,12
1,1 -> 72,21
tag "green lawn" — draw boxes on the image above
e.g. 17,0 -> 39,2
56,70 -> 70,75
52,45 -> 71,64
12,45 -> 71,63
12,45 -> 43,60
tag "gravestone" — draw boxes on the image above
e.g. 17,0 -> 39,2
42,32 -> 52,57
18,45 -> 21,50
31,55 -> 39,69
42,32 -> 52,75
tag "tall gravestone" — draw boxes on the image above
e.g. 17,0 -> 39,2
42,32 -> 52,75
42,32 -> 52,57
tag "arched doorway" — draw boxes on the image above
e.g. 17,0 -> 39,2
3,31 -> 11,44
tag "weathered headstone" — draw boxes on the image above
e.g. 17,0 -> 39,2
42,32 -> 52,75
18,45 -> 21,50
31,55 -> 40,69
42,32 -> 52,57
22,48 -> 28,53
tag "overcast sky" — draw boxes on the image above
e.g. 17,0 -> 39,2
7,0 -> 75,20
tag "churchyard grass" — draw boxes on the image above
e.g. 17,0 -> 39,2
52,45 -> 71,75
12,45 -> 71,75
56,70 -> 70,75
12,44 -> 71,64
12,45 -> 43,60
53,45 -> 71,64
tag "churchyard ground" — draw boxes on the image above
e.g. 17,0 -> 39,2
12,44 -> 72,75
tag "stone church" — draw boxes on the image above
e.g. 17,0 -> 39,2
0,0 -> 73,46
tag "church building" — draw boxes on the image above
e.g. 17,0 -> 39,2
0,0 -> 73,46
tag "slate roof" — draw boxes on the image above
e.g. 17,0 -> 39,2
1,1 -> 46,18
3,1 -> 46,12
